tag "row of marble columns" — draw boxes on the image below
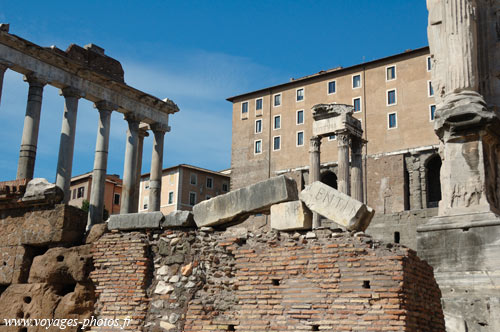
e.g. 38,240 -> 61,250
0,67 -> 169,228
309,132 -> 365,228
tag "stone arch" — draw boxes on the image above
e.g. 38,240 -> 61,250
425,154 -> 442,208
320,170 -> 338,189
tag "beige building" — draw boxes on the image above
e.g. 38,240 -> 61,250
68,172 -> 123,215
139,164 -> 230,215
227,47 -> 441,214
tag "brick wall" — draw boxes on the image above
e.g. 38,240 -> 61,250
90,231 -> 150,331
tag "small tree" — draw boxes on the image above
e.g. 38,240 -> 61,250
81,200 -> 90,213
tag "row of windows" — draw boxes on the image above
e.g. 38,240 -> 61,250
241,58 -> 433,117
242,80 -> 434,120
253,104 -> 437,154
189,173 -> 228,191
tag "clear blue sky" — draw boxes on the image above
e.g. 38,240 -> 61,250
0,1 -> 428,182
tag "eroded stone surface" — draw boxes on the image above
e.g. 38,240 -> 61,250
270,201 -> 312,231
108,211 -> 163,230
22,178 -> 63,203
299,181 -> 374,231
0,245 -> 32,285
162,210 -> 195,228
193,175 -> 298,227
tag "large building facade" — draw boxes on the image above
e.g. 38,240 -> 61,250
228,47 -> 442,215
139,164 -> 230,215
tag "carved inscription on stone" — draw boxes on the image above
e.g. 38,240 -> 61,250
299,181 -> 374,231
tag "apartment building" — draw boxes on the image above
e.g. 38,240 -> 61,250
139,164 -> 230,215
227,47 -> 440,215
68,172 -> 123,215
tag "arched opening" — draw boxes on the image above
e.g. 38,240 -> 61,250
320,171 -> 337,189
426,154 -> 442,208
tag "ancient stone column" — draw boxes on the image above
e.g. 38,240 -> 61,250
0,64 -> 7,107
88,101 -> 116,229
132,125 -> 149,213
149,123 -> 169,212
350,136 -> 363,202
309,135 -> 321,228
55,87 -> 83,203
120,114 -> 141,214
337,131 -> 351,196
16,75 -> 46,180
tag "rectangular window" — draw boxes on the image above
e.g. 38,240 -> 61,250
255,98 -> 263,111
145,181 -> 150,189
113,193 -> 120,205
190,173 -> 197,185
255,119 -> 262,134
241,102 -> 248,114
168,191 -> 174,204
296,88 -> 304,101
143,196 -> 149,210
386,66 -> 396,81
72,189 -> 76,200
328,134 -> 337,141
222,182 -> 229,192
77,186 -> 85,198
352,74 -> 361,89
274,93 -> 281,107
353,97 -> 361,112
387,89 -> 397,105
427,56 -> 432,71
297,131 -> 304,146
254,140 -> 262,154
189,192 -> 196,206
327,80 -> 336,94
388,113 -> 397,129
273,115 -> 281,130
206,177 -> 213,189
273,136 -> 281,151
430,104 -> 436,121
296,110 -> 304,125
428,81 -> 434,97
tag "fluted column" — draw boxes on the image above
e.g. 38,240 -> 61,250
132,125 -> 149,213
0,64 -> 7,107
88,101 -> 116,229
350,136 -> 364,202
55,87 -> 83,203
309,135 -> 321,229
149,123 -> 169,212
16,74 -> 46,180
337,131 -> 351,195
120,114 -> 141,214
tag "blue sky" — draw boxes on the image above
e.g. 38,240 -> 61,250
0,1 -> 428,182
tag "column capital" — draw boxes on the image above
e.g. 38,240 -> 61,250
123,112 -> 144,124
23,74 -> 47,87
59,86 -> 84,98
336,131 -> 350,147
150,122 -> 170,133
309,135 -> 321,153
0,62 -> 9,72
138,123 -> 150,138
94,100 -> 118,113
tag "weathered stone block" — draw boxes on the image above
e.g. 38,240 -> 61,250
270,201 -> 312,231
193,175 -> 298,227
108,211 -> 163,230
299,181 -> 374,231
28,245 -> 93,284
0,204 -> 87,246
162,210 -> 195,228
22,178 -> 63,203
0,246 -> 32,285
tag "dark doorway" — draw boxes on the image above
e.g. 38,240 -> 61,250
426,155 -> 442,208
321,171 -> 337,189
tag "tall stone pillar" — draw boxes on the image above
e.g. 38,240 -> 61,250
120,114 -> 141,214
149,123 -> 169,212
309,135 -> 321,228
16,75 -> 46,180
350,137 -> 364,202
337,131 -> 351,196
55,87 -> 83,203
132,125 -> 149,213
88,101 -> 116,229
0,64 -> 7,107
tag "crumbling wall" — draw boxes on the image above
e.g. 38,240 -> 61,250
0,204 -> 94,332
